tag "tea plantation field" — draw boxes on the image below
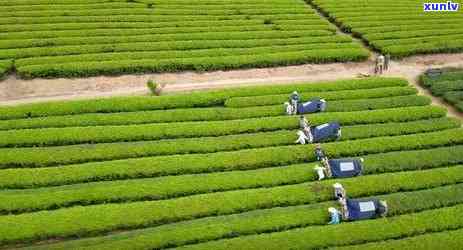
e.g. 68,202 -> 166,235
0,0 -> 368,79
421,68 -> 463,112
0,77 -> 463,249
311,0 -> 463,57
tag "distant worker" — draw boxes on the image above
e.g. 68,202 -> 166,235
290,91 -> 300,115
376,54 -> 385,75
384,54 -> 391,71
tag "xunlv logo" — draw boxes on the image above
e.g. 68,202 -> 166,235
424,1 -> 460,11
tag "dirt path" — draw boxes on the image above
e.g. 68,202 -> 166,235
0,53 -> 462,120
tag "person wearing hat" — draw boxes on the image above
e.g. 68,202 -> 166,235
290,91 -> 300,115
299,115 -> 309,129
328,207 -> 341,224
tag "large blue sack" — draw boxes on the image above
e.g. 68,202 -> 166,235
297,98 -> 326,114
346,198 -> 382,220
311,122 -> 340,142
328,158 -> 362,178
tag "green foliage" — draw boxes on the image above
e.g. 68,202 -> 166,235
1,128 -> 461,189
0,18 -> 330,34
15,42 -> 355,66
177,203 -> 463,250
456,101 -> 463,112
444,91 -> 463,104
0,86 -> 416,130
20,183 -> 463,250
1,145 -> 462,214
353,24 -> 462,36
263,18 -> 274,25
381,41 -> 463,58
0,60 -> 13,78
2,30 -> 335,51
420,70 -> 463,87
1,8 -> 314,20
2,165 -> 463,245
0,0 -> 365,79
0,19 -> 330,37
0,105 -> 441,148
419,69 -> 463,112
146,79 -> 158,95
0,117 -> 456,169
0,77 -> 407,120
16,48 -> 368,78
0,18 -> 459,247
364,29 -> 463,41
430,80 -> 463,96
311,0 -> 463,57
0,13 -> 319,26
333,228 -> 463,250
224,86 -> 417,108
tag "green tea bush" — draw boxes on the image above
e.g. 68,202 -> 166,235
0,77 -> 406,120
1,128 -> 461,189
0,105 -> 441,148
1,166 -> 463,245
0,117 -> 456,169
21,183 -> 463,250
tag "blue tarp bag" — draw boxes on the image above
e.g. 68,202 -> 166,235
311,122 -> 341,142
297,98 -> 326,114
346,199 -> 381,220
328,159 -> 362,178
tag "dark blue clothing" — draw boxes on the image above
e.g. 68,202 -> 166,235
346,199 -> 383,221
311,122 -> 341,142
328,159 -> 362,178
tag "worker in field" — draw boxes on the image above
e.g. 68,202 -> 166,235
295,126 -> 312,144
384,54 -> 391,71
295,121 -> 341,144
328,207 -> 341,224
299,115 -> 309,129
330,183 -> 388,223
285,91 -> 327,115
313,145 -> 364,180
328,183 -> 347,224
314,157 -> 364,180
333,183 -> 346,200
375,54 -> 385,75
314,144 -> 326,161
290,91 -> 300,115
